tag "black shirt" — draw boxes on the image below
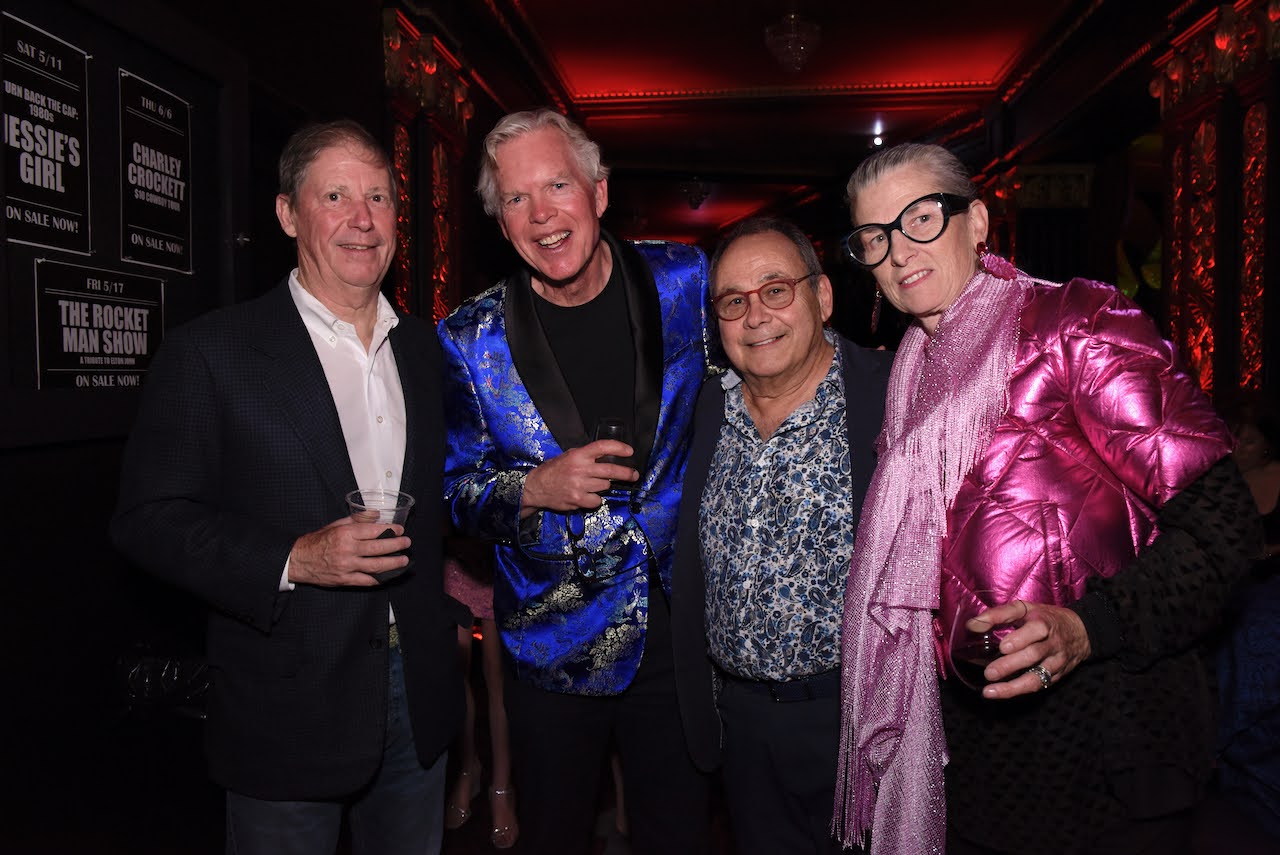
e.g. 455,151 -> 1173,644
533,263 -> 636,447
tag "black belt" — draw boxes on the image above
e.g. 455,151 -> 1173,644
720,668 -> 841,703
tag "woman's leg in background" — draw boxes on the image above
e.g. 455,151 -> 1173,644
444,623 -> 480,829
481,618 -> 518,848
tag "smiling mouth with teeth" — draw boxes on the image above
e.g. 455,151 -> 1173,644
538,231 -> 570,247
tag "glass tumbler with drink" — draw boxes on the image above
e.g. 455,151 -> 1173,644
593,417 -> 636,493
345,488 -> 415,582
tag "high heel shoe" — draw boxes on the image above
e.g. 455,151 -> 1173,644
444,765 -> 482,830
489,786 -> 519,849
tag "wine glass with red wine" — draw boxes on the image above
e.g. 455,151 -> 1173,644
947,589 -> 1022,691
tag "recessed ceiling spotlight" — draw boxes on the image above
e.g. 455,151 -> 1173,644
873,135 -> 884,147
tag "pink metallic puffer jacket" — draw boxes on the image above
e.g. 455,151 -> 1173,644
938,278 -> 1233,638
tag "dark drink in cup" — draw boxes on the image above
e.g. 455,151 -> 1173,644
594,417 -> 636,490
950,633 -> 1001,686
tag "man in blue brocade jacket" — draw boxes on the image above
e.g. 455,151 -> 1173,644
438,109 -> 710,854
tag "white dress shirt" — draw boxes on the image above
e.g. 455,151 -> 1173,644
280,272 -> 407,612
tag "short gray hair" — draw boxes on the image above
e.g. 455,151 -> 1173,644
278,119 -> 397,209
476,108 -> 610,217
846,142 -> 974,222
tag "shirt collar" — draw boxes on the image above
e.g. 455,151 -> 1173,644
723,330 -> 843,436
288,270 -> 399,347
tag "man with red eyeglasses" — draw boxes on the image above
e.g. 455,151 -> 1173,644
672,217 -> 891,855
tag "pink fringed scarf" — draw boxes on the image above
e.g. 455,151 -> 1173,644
833,265 -> 1028,854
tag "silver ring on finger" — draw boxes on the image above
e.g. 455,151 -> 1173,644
1028,664 -> 1052,691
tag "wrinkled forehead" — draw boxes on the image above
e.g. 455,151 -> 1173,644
712,232 -> 806,294
302,142 -> 393,187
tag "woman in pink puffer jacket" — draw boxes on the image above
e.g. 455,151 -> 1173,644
833,142 -> 1261,855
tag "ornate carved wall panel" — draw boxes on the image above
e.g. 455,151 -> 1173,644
1168,141 -> 1187,362
1240,101 -> 1267,391
383,9 -> 474,320
391,123 -> 414,316
1152,0 -> 1277,398
430,141 -> 451,322
1186,118 -> 1218,394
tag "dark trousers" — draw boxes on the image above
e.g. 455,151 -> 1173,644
504,582 -> 711,855
224,645 -> 446,855
716,675 -> 849,855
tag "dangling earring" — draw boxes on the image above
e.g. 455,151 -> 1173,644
870,288 -> 882,334
976,241 -> 1016,280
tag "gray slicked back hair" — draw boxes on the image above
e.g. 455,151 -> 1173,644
845,142 -> 975,223
476,108 -> 610,217
278,119 -> 397,209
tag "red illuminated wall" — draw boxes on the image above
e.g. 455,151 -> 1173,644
1240,102 -> 1267,391
1153,1 -> 1276,399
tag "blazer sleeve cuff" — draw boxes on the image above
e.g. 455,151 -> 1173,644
1069,589 -> 1124,661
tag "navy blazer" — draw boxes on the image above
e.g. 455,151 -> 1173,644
670,336 -> 893,771
112,280 -> 461,799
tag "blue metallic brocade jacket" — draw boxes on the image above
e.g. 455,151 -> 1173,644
438,234 -> 708,695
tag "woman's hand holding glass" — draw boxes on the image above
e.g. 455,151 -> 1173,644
948,591 -> 1023,691
968,600 -> 1093,700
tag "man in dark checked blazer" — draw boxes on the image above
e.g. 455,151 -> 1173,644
112,120 -> 460,855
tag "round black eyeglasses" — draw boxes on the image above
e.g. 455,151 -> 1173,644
843,192 -> 974,268
711,273 -> 817,321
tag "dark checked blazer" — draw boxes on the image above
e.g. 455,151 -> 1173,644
112,279 -> 461,800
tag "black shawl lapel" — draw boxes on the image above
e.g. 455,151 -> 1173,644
504,231 -> 665,468
257,282 -> 358,504
610,232 -> 664,479
505,266 -> 588,452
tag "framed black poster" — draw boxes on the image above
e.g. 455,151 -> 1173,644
1,12 -> 90,254
0,0 -> 247,448
34,258 -> 163,390
119,69 -> 191,272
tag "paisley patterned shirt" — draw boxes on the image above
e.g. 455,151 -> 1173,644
700,343 -> 854,681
